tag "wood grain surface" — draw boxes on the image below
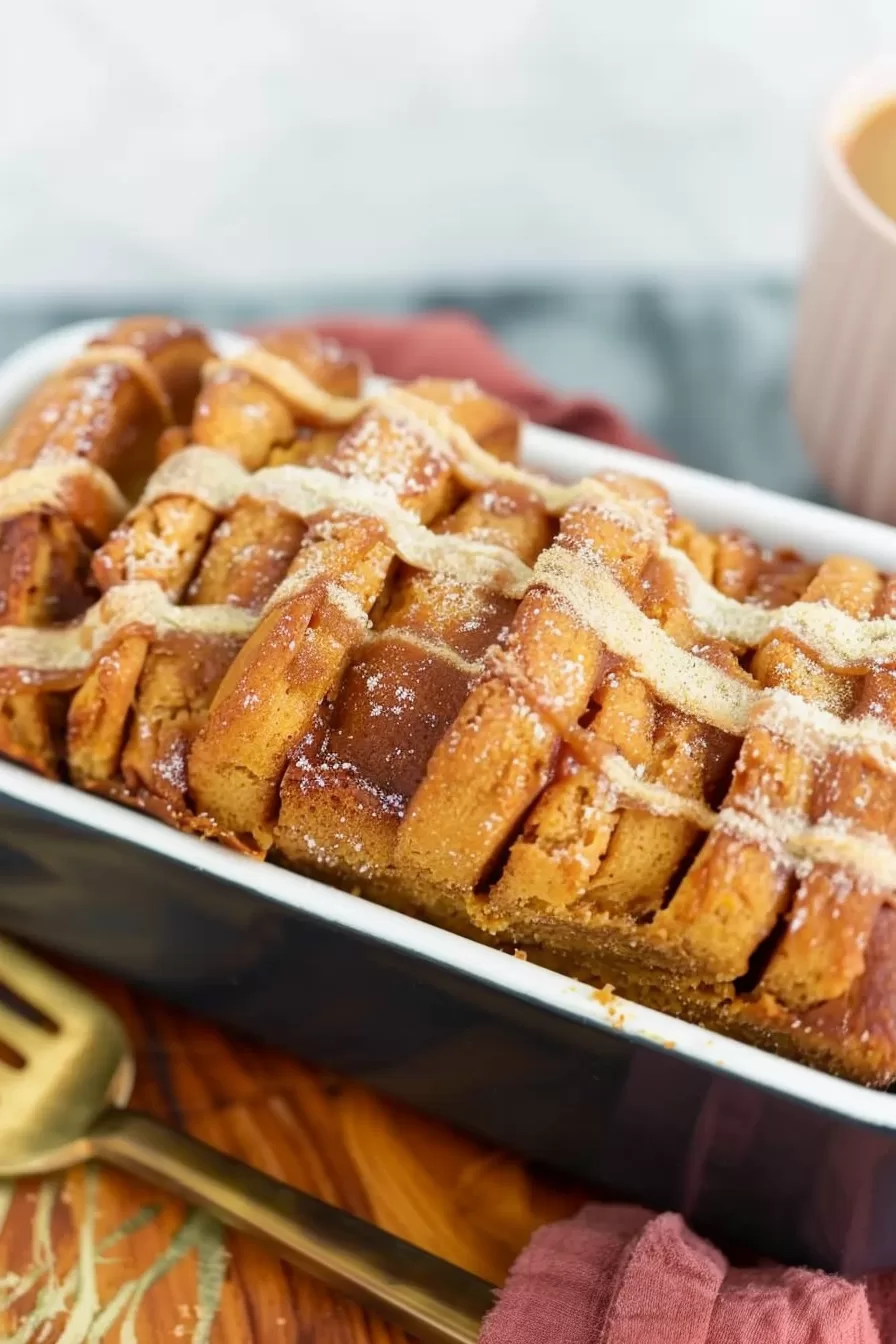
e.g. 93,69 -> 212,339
0,966 -> 589,1342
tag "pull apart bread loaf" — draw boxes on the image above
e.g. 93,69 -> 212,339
3,319 -> 896,1086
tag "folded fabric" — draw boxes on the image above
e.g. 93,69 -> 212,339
252,309 -> 667,458
480,1204 -> 891,1344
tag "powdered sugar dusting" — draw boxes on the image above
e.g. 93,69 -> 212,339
0,459 -> 127,529
534,544 -> 757,734
66,344 -> 173,424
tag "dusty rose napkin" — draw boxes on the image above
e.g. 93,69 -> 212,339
254,309 -> 667,459
478,1204 -> 896,1344
258,309 -> 891,1343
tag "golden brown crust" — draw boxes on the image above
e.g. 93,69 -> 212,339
188,403 -> 461,845
652,556 -> 881,982
68,330 -> 366,796
395,491 -> 668,895
275,485 -> 553,885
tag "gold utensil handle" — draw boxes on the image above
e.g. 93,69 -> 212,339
89,1107 -> 492,1344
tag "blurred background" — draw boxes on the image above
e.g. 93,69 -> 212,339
1,0 -> 892,497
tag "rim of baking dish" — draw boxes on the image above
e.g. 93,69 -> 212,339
3,318 -> 896,1130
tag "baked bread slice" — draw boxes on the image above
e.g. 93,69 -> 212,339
66,330 -> 368,805
4,323 -> 896,1086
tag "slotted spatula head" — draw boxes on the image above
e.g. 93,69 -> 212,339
0,935 -> 492,1342
0,934 -> 134,1174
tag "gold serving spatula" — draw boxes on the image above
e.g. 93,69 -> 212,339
0,933 -> 494,1343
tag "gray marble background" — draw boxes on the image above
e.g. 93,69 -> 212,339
4,0 -> 890,508
0,278 -> 823,505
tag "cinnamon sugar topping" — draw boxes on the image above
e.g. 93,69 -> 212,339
533,544 -> 757,734
368,628 -> 485,678
487,647 -> 896,891
666,545 -> 896,667
139,446 -> 253,512
0,581 -> 256,677
138,450 -> 534,598
381,387 -> 668,532
210,349 -> 365,426
0,460 -> 127,530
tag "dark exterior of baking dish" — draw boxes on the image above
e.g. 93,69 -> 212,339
1,787 -> 896,1274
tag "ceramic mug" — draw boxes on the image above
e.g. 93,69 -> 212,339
792,56 -> 896,524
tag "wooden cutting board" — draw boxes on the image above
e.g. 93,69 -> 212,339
0,966 -> 588,1342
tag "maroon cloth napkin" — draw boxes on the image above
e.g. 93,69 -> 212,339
254,309 -> 667,458
257,309 -> 892,1343
479,1205 -> 896,1344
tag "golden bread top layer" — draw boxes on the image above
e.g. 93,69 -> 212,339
3,332 -> 896,904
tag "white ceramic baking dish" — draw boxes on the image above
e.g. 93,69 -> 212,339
1,319 -> 895,1273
